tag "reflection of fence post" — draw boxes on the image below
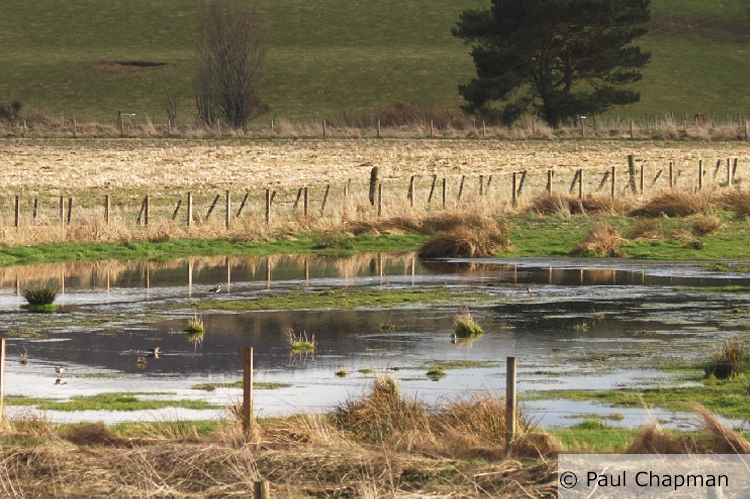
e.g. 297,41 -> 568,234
243,347 -> 254,436
505,356 -> 516,454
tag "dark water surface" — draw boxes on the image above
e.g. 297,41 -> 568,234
2,254 -> 749,428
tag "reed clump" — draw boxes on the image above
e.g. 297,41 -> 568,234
570,222 -> 626,257
418,218 -> 512,258
704,337 -> 750,379
286,328 -> 316,353
630,191 -> 712,218
453,310 -> 484,338
21,282 -> 59,312
692,216 -> 723,236
183,314 -> 205,334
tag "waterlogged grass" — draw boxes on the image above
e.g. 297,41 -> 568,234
187,288 -> 484,312
526,376 -> 750,419
419,360 -> 499,370
6,393 -> 217,412
191,381 -> 291,391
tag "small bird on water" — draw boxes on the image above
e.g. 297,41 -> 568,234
209,285 -> 222,293
54,366 -> 65,375
147,347 -> 161,354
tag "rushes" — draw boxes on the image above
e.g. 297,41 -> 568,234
704,337 -> 750,379
453,309 -> 484,338
286,328 -> 316,353
183,314 -> 205,334
21,282 -> 59,312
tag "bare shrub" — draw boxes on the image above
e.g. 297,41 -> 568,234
570,222 -> 626,257
196,0 -> 268,129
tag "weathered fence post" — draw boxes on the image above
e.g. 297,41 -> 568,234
669,162 -> 673,188
699,161 -> 703,191
728,158 -> 733,187
105,195 -> 110,225
512,172 -> 517,208
578,169 -> 583,199
206,194 -> 220,220
144,195 -> 149,227
33,199 -> 38,219
14,196 -> 19,228
458,175 -> 465,200
408,176 -> 415,208
254,480 -> 270,499
505,356 -> 516,453
479,175 -> 484,197
377,119 -> 381,138
547,169 -> 554,193
377,183 -> 383,217
441,178 -> 446,209
640,166 -> 644,194
243,347 -> 254,435
237,192 -> 249,217
187,192 -> 193,227
59,196 -> 64,226
611,166 -> 616,198
369,167 -> 379,206
225,191 -> 231,229
303,187 -> 308,218
321,184 -> 330,214
171,199 -> 182,221
265,189 -> 271,225
427,175 -> 437,204
67,197 -> 73,225
517,170 -> 527,197
627,155 -> 637,194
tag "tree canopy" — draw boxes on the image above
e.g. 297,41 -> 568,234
453,0 -> 651,127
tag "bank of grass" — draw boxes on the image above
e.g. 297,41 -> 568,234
6,392 -> 217,412
186,288 -> 485,312
191,381 -> 291,391
525,375 -> 750,419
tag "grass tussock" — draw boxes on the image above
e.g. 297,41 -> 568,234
570,222 -> 626,257
453,310 -> 484,338
718,189 -> 750,219
692,216 -> 723,236
418,222 -> 511,258
704,336 -> 750,379
286,328 -> 316,353
629,219 -> 666,241
21,282 -> 58,306
529,192 -> 624,217
630,191 -> 712,218
182,314 -> 205,334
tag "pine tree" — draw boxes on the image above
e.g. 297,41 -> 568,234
453,0 -> 651,127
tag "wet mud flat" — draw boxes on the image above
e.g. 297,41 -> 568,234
0,253 -> 748,428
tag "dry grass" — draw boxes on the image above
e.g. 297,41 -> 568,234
692,216 -> 723,236
417,217 -> 512,258
704,336 -> 750,379
570,222 -> 627,257
630,190 -> 712,218
718,188 -> 750,218
529,192 -> 625,217
629,219 -> 666,241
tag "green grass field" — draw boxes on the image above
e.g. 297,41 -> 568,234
0,0 -> 748,124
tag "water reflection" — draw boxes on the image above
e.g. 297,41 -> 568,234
1,253 -> 750,426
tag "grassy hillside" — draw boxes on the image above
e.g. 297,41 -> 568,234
0,0 -> 748,125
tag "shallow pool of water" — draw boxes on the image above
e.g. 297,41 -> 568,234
2,253 -> 749,427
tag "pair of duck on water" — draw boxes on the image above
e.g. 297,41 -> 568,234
54,347 -> 162,381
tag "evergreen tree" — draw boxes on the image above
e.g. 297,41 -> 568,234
453,0 -> 651,127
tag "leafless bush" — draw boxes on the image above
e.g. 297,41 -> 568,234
195,0 -> 268,129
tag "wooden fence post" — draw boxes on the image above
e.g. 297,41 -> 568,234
512,172 -> 517,208
14,196 -> 19,228
640,165 -> 644,194
517,170 -> 527,197
611,166 -> 616,198
321,184 -> 330,214
292,189 -> 302,211
699,160 -> 703,191
187,192 -> 193,227
105,195 -> 110,225
578,169 -> 583,199
59,196 -> 64,226
669,162 -> 673,188
265,189 -> 271,224
33,199 -> 38,219
408,176 -> 415,208
243,347 -> 254,436
627,155 -> 637,194
430,120 -> 434,137
206,194 -> 220,220
458,175 -> 465,200
322,119 -> 326,137
547,169 -> 553,193
171,199 -> 182,221
303,187 -> 308,218
728,158 -> 733,187
441,178 -> 446,209
225,190 -> 231,229
479,175 -> 484,197
67,197 -> 73,225
377,183 -> 383,217
237,192 -> 249,217
427,175 -> 437,204
144,195 -> 149,227
505,356 -> 516,453
254,480 -> 270,499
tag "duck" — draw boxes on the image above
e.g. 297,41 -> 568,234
209,285 -> 222,293
54,366 -> 65,375
146,347 -> 161,355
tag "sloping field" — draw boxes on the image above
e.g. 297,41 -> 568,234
0,0 -> 748,123
1,139 -> 748,196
